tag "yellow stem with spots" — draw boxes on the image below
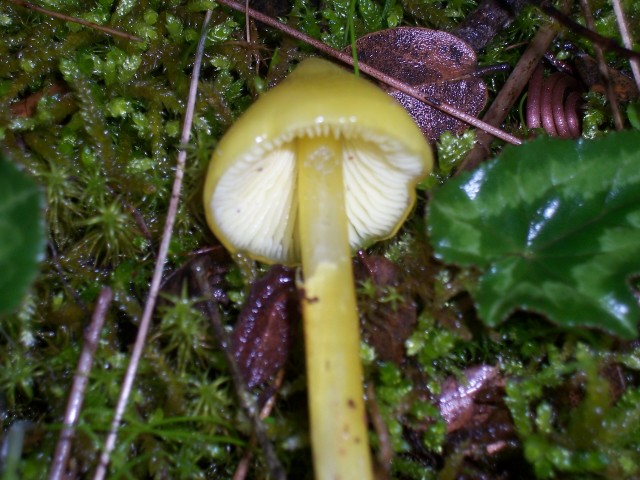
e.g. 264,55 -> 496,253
297,135 -> 373,480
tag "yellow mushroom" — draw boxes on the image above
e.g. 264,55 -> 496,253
203,57 -> 432,479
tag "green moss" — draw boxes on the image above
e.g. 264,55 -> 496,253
0,0 -> 637,477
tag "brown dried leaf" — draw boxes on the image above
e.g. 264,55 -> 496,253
354,27 -> 488,142
231,265 -> 299,388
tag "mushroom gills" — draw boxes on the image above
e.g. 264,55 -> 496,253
211,125 -> 423,264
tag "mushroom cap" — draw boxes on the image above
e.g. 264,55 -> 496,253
203,57 -> 433,265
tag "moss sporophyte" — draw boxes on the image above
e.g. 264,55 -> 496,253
203,57 -> 433,479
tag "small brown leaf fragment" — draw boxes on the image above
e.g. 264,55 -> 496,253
438,365 -> 502,433
451,0 -> 527,52
354,251 -> 416,364
574,52 -> 640,103
231,265 -> 299,388
354,27 -> 487,142
10,82 -> 68,118
436,365 -> 525,477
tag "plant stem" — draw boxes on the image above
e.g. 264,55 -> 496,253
50,287 -> 112,480
297,136 -> 374,479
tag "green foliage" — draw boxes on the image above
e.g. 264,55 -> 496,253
314,0 -> 404,49
0,154 -> 45,315
0,1 -> 255,477
400,0 -> 478,30
428,131 -> 640,338
505,342 -> 640,478
421,130 -> 475,189
374,361 -> 446,468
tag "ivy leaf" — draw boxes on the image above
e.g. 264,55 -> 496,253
427,131 -> 640,338
0,153 -> 46,315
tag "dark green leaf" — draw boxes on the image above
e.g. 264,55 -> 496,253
0,153 -> 45,314
427,131 -> 640,338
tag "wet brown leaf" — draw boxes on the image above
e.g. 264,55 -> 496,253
354,27 -> 488,142
231,265 -> 299,388
437,365 -> 524,478
438,365 -> 503,433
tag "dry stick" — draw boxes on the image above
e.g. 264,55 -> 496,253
92,11 -> 213,480
579,0 -> 624,130
49,287 -> 113,480
231,370 -> 285,480
197,284 -> 286,480
611,0 -> 640,92
215,0 -> 522,146
8,0 -> 141,42
531,0 -> 640,61
366,383 -> 392,480
459,22 -> 559,172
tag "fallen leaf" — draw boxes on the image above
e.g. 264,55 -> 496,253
231,265 -> 299,388
354,27 -> 487,142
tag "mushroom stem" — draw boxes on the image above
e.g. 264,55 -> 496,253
297,135 -> 374,479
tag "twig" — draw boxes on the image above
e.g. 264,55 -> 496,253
8,0 -> 142,42
215,0 -> 523,146
579,0 -> 624,130
197,276 -> 286,480
92,11 -> 213,480
366,383 -> 392,479
459,21 -> 559,171
48,242 -> 88,316
530,0 -> 640,61
232,370 -> 285,480
49,287 -> 113,480
611,0 -> 640,92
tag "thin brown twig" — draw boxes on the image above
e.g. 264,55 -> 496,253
198,279 -> 286,480
611,0 -> 640,92
366,382 -> 392,479
579,0 -> 624,130
8,0 -> 142,42
215,0 -> 523,146
459,21 -> 559,171
49,287 -> 113,480
530,0 -> 640,61
231,370 -> 285,480
244,0 -> 251,44
92,11 -> 213,480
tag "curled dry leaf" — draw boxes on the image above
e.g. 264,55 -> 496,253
353,27 -> 488,142
526,63 -> 584,138
354,251 -> 417,364
231,265 -> 299,388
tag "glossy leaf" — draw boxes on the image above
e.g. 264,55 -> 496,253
0,154 -> 45,314
428,131 -> 640,338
